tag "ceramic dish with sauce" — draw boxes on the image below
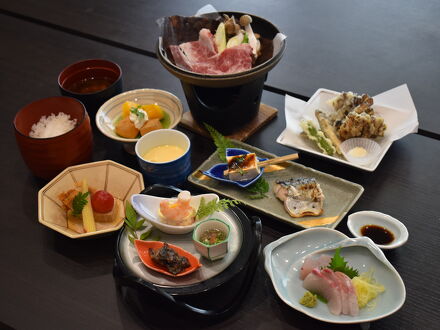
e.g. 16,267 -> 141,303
347,211 -> 409,249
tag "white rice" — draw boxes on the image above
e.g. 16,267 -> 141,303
29,112 -> 77,138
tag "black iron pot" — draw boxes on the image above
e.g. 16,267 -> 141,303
157,12 -> 285,135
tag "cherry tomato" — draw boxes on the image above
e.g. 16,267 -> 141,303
91,190 -> 114,213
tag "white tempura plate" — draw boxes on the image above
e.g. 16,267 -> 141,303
263,228 -> 406,324
277,88 -> 397,172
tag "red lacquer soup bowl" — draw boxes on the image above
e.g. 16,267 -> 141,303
14,96 -> 93,180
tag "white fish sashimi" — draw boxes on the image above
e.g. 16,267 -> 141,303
300,254 -> 332,280
303,268 -> 342,315
335,271 -> 359,316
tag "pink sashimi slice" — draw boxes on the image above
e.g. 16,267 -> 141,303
335,272 -> 359,316
303,268 -> 342,315
300,254 -> 332,280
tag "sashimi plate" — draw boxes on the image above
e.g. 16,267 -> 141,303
263,228 -> 406,324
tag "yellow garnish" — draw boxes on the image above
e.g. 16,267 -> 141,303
122,101 -> 139,118
352,270 -> 385,308
141,104 -> 164,120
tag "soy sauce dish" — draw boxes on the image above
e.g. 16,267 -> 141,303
347,211 -> 409,250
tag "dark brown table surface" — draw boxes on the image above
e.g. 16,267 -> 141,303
1,0 -> 439,137
1,5 -> 440,330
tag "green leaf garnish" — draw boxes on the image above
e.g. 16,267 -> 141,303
328,247 -> 359,279
124,201 -> 152,244
130,106 -> 145,120
246,177 -> 269,199
196,197 -> 240,220
71,191 -> 89,217
204,123 -> 235,162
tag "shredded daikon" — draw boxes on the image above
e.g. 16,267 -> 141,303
351,269 -> 385,308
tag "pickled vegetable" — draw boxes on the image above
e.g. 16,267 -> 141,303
81,180 -> 96,232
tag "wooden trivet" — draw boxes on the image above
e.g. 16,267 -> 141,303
179,103 -> 278,141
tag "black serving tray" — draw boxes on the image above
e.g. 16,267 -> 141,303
113,184 -> 262,317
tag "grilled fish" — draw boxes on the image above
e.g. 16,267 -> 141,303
273,178 -> 324,217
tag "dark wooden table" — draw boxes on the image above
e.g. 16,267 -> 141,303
1,3 -> 440,329
2,0 -> 439,137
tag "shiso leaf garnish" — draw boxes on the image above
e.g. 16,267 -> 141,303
328,247 -> 359,279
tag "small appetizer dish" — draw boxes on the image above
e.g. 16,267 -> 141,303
340,138 -> 381,166
347,211 -> 409,250
193,219 -> 230,261
134,240 -> 201,277
96,88 -> 183,153
203,148 -> 268,188
264,228 -> 406,324
38,160 -> 144,238
130,190 -> 220,234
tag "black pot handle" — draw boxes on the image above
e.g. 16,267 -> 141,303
114,215 -> 263,317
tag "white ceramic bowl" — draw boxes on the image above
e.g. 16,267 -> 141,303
340,138 -> 382,166
347,211 -> 409,249
193,219 -> 230,260
95,88 -> 183,153
38,160 -> 144,238
130,192 -> 219,234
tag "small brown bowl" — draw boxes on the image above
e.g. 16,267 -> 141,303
14,96 -> 93,180
58,59 -> 123,117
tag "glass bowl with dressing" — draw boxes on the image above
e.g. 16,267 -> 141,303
340,138 -> 381,166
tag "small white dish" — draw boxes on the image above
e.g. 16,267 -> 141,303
193,219 -> 230,260
130,192 -> 219,234
347,211 -> 409,250
340,138 -> 381,166
263,228 -> 406,324
96,88 -> 183,154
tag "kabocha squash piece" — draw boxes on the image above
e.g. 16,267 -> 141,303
81,180 -> 96,232
122,101 -> 139,118
140,118 -> 162,136
115,117 -> 139,138
141,104 -> 164,120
